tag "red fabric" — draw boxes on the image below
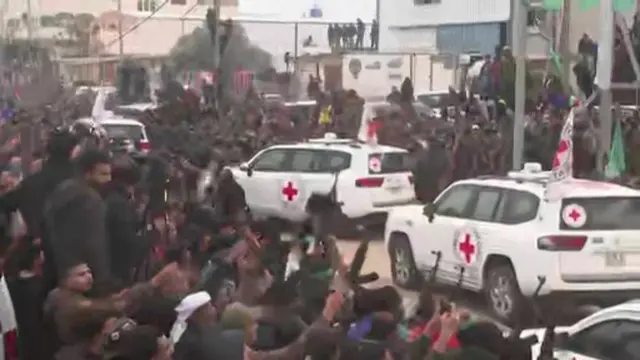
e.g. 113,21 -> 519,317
431,330 -> 461,349
152,245 -> 166,262
367,119 -> 383,140
407,323 -> 460,349
490,61 -> 501,82
233,70 -> 254,95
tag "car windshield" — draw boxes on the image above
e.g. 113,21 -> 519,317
103,124 -> 144,140
417,94 -> 445,108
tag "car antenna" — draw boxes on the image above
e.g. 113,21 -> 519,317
503,276 -> 546,359
429,250 -> 442,284
329,170 -> 341,206
440,265 -> 465,314
509,275 -> 545,341
455,266 -> 465,288
413,251 -> 442,320
537,283 -> 556,360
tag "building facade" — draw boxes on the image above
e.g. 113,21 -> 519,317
379,0 -> 639,60
378,0 -> 511,55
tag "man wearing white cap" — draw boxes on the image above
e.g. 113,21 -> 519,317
172,291 -> 244,360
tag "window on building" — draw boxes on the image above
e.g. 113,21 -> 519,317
527,7 -> 547,28
197,0 -> 210,4
414,0 -> 441,4
171,0 -> 186,4
137,0 -> 157,12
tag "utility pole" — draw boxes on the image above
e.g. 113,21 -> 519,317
511,0 -> 527,170
212,0 -> 221,109
596,0 -> 614,172
558,0 -> 571,91
212,0 -> 221,71
117,0 -> 124,56
26,0 -> 32,41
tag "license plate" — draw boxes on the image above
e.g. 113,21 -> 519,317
605,252 -> 626,267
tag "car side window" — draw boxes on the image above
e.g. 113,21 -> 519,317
318,151 -> 351,172
287,150 -> 351,173
251,149 -> 288,171
290,150 -> 321,172
564,320 -> 640,360
435,185 -> 475,218
469,188 -> 503,222
496,190 -> 539,224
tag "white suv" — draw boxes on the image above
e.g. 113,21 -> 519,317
230,133 -> 415,228
385,163 -> 640,323
0,272 -> 17,360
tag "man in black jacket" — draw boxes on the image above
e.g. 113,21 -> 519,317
0,128 -> 78,239
44,148 -> 112,284
213,168 -> 247,226
0,128 -> 78,291
105,155 -> 148,284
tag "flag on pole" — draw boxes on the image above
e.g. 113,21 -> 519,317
580,0 -> 635,11
545,108 -> 575,200
549,48 -> 563,76
543,0 -> 564,10
357,105 -> 383,144
613,0 -> 636,11
233,70 -> 253,96
545,0 -> 635,12
605,119 -> 627,179
91,88 -> 108,122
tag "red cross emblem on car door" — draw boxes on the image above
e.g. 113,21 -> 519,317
282,181 -> 299,202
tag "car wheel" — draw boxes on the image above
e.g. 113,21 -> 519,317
483,264 -> 525,324
389,234 -> 420,289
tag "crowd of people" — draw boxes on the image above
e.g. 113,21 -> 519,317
0,29 -> 640,358
327,20 -> 379,52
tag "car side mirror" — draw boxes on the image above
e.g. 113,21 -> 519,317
239,162 -> 253,177
423,202 -> 436,223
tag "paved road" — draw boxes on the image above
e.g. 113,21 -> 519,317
336,238 -> 512,333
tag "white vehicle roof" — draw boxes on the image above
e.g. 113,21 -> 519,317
115,102 -> 157,112
284,100 -> 317,107
269,133 -> 407,155
455,163 -> 640,200
75,86 -> 116,95
522,300 -> 640,359
100,118 -> 145,126
415,89 -> 450,95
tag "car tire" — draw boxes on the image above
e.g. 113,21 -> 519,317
388,234 -> 420,289
483,264 -> 526,325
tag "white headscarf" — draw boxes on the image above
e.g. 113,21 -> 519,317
169,291 -> 211,344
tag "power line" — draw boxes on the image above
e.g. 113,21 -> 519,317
104,0 -> 170,50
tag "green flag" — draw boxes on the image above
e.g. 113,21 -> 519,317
614,0 -> 636,11
579,0 -> 600,10
605,119 -> 627,179
580,0 -> 635,11
543,0 -> 564,10
549,48 -> 563,75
